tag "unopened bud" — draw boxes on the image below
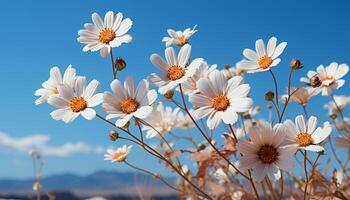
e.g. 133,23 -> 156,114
123,121 -> 130,128
164,90 -> 174,99
244,114 -> 251,119
309,76 -> 322,88
109,131 -> 119,141
197,143 -> 206,150
152,173 -> 160,179
265,91 -> 275,101
290,59 -> 303,70
115,58 -> 126,71
266,104 -> 273,109
256,106 -> 262,112
330,114 -> 337,120
223,64 -> 231,69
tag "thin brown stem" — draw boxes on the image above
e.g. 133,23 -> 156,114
303,150 -> 309,200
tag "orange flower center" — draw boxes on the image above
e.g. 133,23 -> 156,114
258,56 -> 273,69
99,28 -> 116,44
51,88 -> 59,94
112,151 -> 127,162
257,145 -> 279,164
212,95 -> 230,111
175,35 -> 188,46
296,133 -> 313,147
167,65 -> 186,81
120,99 -> 139,114
69,97 -> 87,113
322,76 -> 334,82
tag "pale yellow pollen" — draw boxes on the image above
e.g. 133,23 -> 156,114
296,133 -> 313,147
99,28 -> 116,44
69,97 -> 87,113
321,75 -> 335,82
120,99 -> 139,114
51,88 -> 59,94
112,151 -> 127,162
175,35 -> 188,46
167,65 -> 186,81
257,145 -> 279,164
212,95 -> 230,111
258,55 -> 273,69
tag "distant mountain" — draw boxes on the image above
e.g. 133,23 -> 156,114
0,170 -> 177,197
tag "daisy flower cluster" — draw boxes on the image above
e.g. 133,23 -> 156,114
35,11 -> 350,200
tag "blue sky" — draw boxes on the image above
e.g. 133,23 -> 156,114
0,0 -> 349,179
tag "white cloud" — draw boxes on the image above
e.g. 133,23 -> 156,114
0,132 -> 104,157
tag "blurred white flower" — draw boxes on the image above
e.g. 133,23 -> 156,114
48,77 -> 103,123
148,44 -> 204,94
300,62 -> 349,96
32,182 -> 41,191
284,115 -> 331,152
181,63 -> 217,94
35,65 -> 77,105
221,65 -> 245,79
176,110 -> 194,129
324,95 -> 350,115
162,25 -> 197,47
78,11 -> 132,57
189,70 -> 253,130
104,145 -> 132,162
103,77 -> 157,128
282,87 -> 318,106
236,121 -> 296,182
237,37 -> 287,73
213,168 -> 230,184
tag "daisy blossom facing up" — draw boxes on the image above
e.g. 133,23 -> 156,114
48,77 -> 103,123
148,44 -> 204,94
284,115 -> 331,152
324,95 -> 350,115
35,65 -> 77,105
237,37 -> 287,73
103,77 -> 157,128
162,25 -> 197,47
189,70 -> 253,130
104,145 -> 132,162
77,11 -> 132,57
181,62 -> 217,94
143,103 -> 180,138
236,121 -> 297,182
300,62 -> 349,96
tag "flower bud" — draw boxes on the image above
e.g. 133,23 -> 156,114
290,59 -> 303,70
109,131 -> 119,141
223,64 -> 231,69
265,91 -> 275,101
164,90 -> 174,99
197,143 -> 206,150
330,114 -> 337,120
309,76 -> 322,88
115,58 -> 126,71
123,121 -> 130,128
266,104 -> 273,109
256,106 -> 262,112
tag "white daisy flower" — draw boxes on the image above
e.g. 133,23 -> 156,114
48,77 -> 103,123
148,44 -> 204,94
143,103 -> 180,138
35,65 -> 77,105
237,37 -> 287,73
281,87 -> 319,106
103,77 -> 157,128
213,168 -> 230,184
324,95 -> 350,115
77,11 -> 133,57
162,25 -> 197,47
104,145 -> 132,162
189,70 -> 253,130
300,62 -> 349,96
221,64 -> 245,80
180,63 -> 217,94
284,115 -> 331,152
236,121 -> 297,182
176,110 -> 194,129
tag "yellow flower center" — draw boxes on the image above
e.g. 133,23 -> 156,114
212,95 -> 230,111
99,28 -> 116,44
69,97 -> 87,113
175,35 -> 188,46
296,133 -> 313,147
257,145 -> 279,164
167,65 -> 186,81
322,76 -> 334,82
51,88 -> 59,94
120,99 -> 139,114
258,56 -> 273,69
112,151 -> 127,162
